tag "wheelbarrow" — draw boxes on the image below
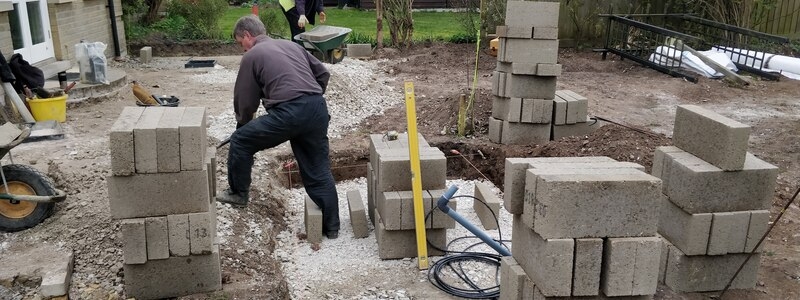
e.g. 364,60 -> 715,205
0,122 -> 67,232
294,25 -> 353,64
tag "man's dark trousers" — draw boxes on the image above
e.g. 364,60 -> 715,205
227,94 -> 339,233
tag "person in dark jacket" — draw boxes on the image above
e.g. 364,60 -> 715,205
218,15 -> 340,239
279,0 -> 327,42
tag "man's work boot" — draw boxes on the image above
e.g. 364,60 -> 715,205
326,230 -> 339,239
216,189 -> 249,207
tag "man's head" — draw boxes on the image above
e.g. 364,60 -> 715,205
233,15 -> 266,51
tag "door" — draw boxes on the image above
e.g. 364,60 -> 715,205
8,0 -> 54,64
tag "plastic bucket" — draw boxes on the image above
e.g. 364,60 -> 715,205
28,94 -> 67,122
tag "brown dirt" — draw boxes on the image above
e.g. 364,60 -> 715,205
1,41 -> 798,300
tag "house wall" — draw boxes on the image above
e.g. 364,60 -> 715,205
47,0 -> 127,61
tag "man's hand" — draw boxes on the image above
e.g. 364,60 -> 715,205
298,15 -> 309,28
319,12 -> 326,23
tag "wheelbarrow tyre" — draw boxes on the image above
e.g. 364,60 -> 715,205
0,164 -> 57,232
327,49 -> 345,64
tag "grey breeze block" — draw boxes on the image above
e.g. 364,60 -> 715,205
502,156 -> 616,215
573,238 -> 603,296
523,168 -> 662,239
673,104 -> 751,171
179,107 -> 208,171
133,107 -> 165,174
499,256 -> 535,300
505,1 -> 560,28
347,190 -> 369,238
305,195 -> 323,243
156,107 -> 185,173
107,168 -> 210,219
374,211 -> 446,260
601,237 -> 661,297
663,240 -> 760,292
511,215 -> 574,297
473,182 -> 501,230
121,218 -> 147,264
499,39 -> 559,64
110,107 -> 145,176
501,120 -> 551,145
653,147 -> 778,213
123,246 -> 221,300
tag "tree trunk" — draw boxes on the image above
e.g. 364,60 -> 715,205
376,0 -> 383,48
143,0 -> 164,25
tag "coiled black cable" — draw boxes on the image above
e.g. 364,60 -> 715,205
424,194 -> 511,299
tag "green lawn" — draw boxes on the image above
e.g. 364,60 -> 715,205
219,6 -> 468,42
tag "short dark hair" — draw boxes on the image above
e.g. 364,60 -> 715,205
233,15 -> 266,39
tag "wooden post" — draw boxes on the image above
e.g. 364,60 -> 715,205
376,0 -> 383,48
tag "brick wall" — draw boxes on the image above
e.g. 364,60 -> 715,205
48,0 -> 127,61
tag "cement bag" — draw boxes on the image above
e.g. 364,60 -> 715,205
75,41 -> 109,84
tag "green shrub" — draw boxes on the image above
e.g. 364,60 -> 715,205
167,0 -> 228,39
448,32 -> 477,44
346,31 -> 376,46
151,15 -> 189,40
259,5 -> 290,39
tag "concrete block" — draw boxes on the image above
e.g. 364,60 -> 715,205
167,214 -> 190,257
511,215 -> 574,297
528,161 -> 645,172
499,256 -> 534,300
145,217 -> 169,260
533,27 -> 559,40
664,242 -> 759,292
206,147 -> 216,203
180,107 -> 207,171
377,191 -> 402,230
708,211 -> 750,255
573,238 -> 603,296
397,190 -> 434,230
123,247 -> 221,299
524,169 -> 662,239
552,117 -> 603,140
632,237 -> 662,295
657,197 -> 712,256
374,211 -> 446,259
139,46 -> 152,63
496,25 -> 533,39
375,147 -> 446,193
535,64 -> 562,76
492,71 -> 508,97
305,195 -> 323,243
505,1 -> 560,27
120,218 -> 147,264
601,237 -> 661,296
673,105 -> 751,170
507,74 -> 557,99
134,107 -> 165,174
561,90 -> 588,122
189,211 -> 215,255
491,96 -> 510,120
156,107 -> 185,173
658,235 -> 668,284
659,149 -> 778,213
110,107 -> 145,176
508,97 -> 522,122
501,120 -> 550,145
499,39 -> 559,64
347,190 -> 369,238
39,251 -> 73,297
535,99 -> 554,124
553,97 -> 567,125
489,117 -> 503,143
521,98 -> 534,123
427,189 -> 456,229
496,61 -> 513,73
502,156 -> 616,214
746,210 -> 769,252
107,169 -> 210,219
651,146 -> 683,179
473,182 -> 501,230
510,62 -> 538,75
367,163 -> 376,225
346,43 -> 372,58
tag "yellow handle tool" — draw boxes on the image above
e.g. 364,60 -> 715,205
404,81 -> 428,270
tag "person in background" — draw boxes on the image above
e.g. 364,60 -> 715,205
279,0 -> 327,42
218,15 -> 340,239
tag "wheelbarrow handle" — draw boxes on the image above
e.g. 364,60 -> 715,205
0,189 -> 67,203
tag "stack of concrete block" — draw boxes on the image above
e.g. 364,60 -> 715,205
489,1 -> 560,145
499,156 -> 664,299
653,105 -> 778,292
367,133 -> 455,259
552,89 -> 600,139
107,106 -> 221,300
